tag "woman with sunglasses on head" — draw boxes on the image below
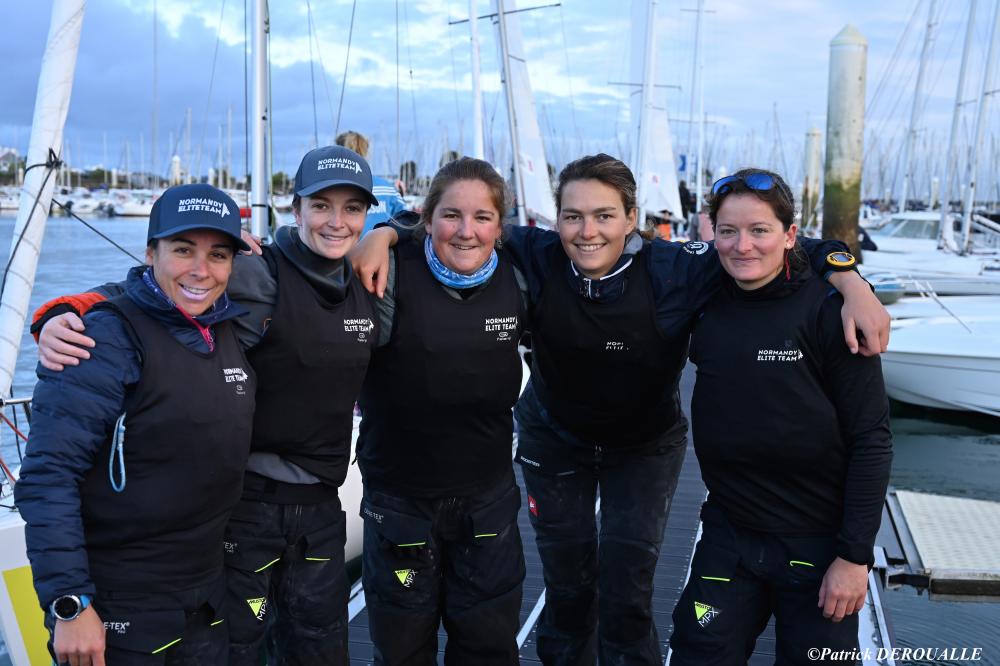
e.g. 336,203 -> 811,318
352,153 -> 889,666
669,169 -> 892,665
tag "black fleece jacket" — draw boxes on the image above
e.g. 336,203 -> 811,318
689,267 -> 892,566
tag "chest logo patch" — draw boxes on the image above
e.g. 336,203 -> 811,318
756,348 -> 804,362
344,318 -> 375,343
484,315 -> 518,342
684,241 -> 710,255
223,367 -> 249,395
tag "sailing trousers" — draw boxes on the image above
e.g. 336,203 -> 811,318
361,473 -> 525,666
225,496 -> 349,666
47,590 -> 227,666
669,503 -> 860,666
516,404 -> 687,666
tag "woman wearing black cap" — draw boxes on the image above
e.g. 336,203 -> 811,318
30,145 -> 382,665
669,169 -> 891,665
351,153 -> 889,665
16,183 -> 255,666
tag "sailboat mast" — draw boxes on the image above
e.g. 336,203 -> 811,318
496,0 -> 528,226
940,0 -> 976,252
0,0 -> 85,396
634,0 -> 658,227
250,0 -> 271,238
227,104 -> 233,189
961,0 -> 1000,252
899,0 -> 937,213
470,0 -> 485,160
152,0 -> 158,189
185,107 -> 192,184
692,0 -> 706,212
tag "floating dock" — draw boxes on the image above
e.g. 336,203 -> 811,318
881,489 -> 1000,602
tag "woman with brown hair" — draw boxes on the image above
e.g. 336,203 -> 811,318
353,153 -> 889,666
356,156 -> 526,665
669,169 -> 891,665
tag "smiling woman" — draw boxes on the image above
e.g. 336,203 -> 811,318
670,168 -> 893,664
15,184 -> 257,666
355,157 -> 527,664
145,231 -> 235,315
348,152 -> 891,665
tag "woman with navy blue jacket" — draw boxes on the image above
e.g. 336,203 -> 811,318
352,153 -> 889,666
16,184 -> 254,666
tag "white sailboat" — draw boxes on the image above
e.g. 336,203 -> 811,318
495,0 -> 557,226
0,2 -> 84,663
629,0 -> 683,226
881,313 -> 1000,417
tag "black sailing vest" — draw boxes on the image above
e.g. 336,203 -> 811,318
531,248 -> 685,447
358,241 -> 524,497
246,247 -> 376,487
80,295 -> 255,593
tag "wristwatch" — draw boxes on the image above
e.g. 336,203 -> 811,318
825,251 -> 857,271
50,594 -> 91,621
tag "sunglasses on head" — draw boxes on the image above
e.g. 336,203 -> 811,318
710,173 -> 777,196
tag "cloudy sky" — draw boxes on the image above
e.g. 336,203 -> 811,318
2,0 -> 996,198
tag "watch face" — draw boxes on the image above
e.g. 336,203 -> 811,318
828,251 -> 856,266
53,595 -> 81,620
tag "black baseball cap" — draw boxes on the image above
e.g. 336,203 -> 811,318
147,184 -> 250,252
294,145 -> 379,207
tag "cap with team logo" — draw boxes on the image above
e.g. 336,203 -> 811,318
294,145 -> 379,207
147,183 -> 250,251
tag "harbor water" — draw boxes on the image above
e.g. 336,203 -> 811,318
0,214 -> 998,664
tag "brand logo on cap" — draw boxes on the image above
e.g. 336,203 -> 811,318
317,157 -> 363,174
177,197 -> 231,218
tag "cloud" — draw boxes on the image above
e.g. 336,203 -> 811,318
1,0 -> 988,184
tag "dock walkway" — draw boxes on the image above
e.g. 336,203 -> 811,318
345,368 -> 781,665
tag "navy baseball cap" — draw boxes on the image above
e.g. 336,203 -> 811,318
294,145 -> 379,207
147,184 -> 250,252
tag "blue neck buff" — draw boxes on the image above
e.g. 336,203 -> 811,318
423,235 -> 498,289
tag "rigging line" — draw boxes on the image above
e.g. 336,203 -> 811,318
195,0 -> 228,180
335,0 -> 358,137
243,0 -> 250,191
557,4 -> 581,147
445,0 -> 464,143
395,0 -> 401,175
2,158 -> 58,300
50,199 -> 145,265
305,1 -> 338,138
402,0 -> 421,156
10,403 -> 23,463
266,0 -> 278,223
867,0 -> 922,117
307,0 -> 319,148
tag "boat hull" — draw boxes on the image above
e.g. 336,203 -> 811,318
882,316 -> 1000,417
